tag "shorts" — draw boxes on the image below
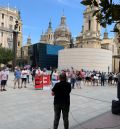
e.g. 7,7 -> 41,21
1,80 -> 7,85
21,78 -> 27,83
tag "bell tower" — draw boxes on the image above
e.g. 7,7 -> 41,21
82,5 -> 101,48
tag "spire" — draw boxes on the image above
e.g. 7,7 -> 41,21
62,8 -> 64,16
18,10 -> 21,20
47,19 -> 52,33
27,34 -> 31,45
48,18 -> 52,29
61,15 -> 66,25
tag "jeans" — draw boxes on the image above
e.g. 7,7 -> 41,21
71,78 -> 75,89
54,104 -> 70,129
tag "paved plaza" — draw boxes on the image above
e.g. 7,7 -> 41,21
0,72 -> 120,129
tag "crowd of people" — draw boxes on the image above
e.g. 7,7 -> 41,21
51,67 -> 119,89
0,66 -> 119,91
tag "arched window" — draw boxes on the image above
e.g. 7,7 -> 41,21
19,26 -> 21,31
18,41 -> 20,47
88,19 -> 91,30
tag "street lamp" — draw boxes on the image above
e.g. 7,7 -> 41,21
12,20 -> 19,70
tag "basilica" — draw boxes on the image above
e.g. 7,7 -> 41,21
23,5 -> 119,72
39,6 -> 118,55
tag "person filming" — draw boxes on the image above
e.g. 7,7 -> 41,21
52,73 -> 71,129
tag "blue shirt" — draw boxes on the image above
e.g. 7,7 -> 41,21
14,70 -> 21,79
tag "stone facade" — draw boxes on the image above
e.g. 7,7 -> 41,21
0,6 -> 22,58
76,6 -> 101,48
22,35 -> 32,64
40,20 -> 54,44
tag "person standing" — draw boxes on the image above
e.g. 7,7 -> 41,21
21,68 -> 27,88
75,71 -> 82,89
1,67 -> 8,91
14,67 -> 21,89
26,68 -> 30,83
51,69 -> 59,88
52,73 -> 71,129
101,72 -> 105,86
31,67 -> 36,82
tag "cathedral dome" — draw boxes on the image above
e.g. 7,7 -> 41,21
54,15 -> 71,35
54,15 -> 71,48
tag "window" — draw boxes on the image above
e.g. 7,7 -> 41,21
10,16 -> 13,21
1,22 -> 4,27
19,26 -> 21,31
88,20 -> 91,30
2,13 -> 4,19
49,35 -> 50,39
18,41 -> 20,47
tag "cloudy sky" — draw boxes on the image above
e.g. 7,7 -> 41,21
0,0 -> 115,45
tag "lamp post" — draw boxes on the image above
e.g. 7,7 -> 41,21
12,20 -> 18,70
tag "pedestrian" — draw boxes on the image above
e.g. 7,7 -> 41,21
70,70 -> 76,89
31,67 -> 36,82
1,67 -> 8,91
14,67 -> 21,89
101,72 -> 105,86
75,71 -> 82,89
51,69 -> 59,88
52,73 -> 71,129
27,68 -> 30,83
21,68 -> 27,88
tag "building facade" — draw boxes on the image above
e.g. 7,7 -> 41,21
21,35 -> 32,66
40,20 -> 54,44
29,43 -> 64,69
0,6 -> 22,58
76,6 -> 101,48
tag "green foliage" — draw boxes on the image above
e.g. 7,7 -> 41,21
81,0 -> 120,33
0,47 -> 13,64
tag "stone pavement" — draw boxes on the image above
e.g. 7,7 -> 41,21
0,72 -> 119,129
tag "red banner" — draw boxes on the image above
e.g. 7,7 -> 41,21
35,75 -> 51,89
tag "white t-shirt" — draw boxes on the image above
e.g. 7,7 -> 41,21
1,70 -> 8,80
21,70 -> 27,78
5,68 -> 9,75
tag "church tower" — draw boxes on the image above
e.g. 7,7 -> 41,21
26,35 -> 32,45
83,5 -> 101,48
77,5 -> 101,48
40,19 -> 54,44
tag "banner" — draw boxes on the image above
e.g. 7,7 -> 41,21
35,75 -> 51,89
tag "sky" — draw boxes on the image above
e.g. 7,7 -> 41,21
0,0 -> 116,45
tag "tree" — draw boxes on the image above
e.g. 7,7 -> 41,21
0,47 -> 13,65
81,0 -> 120,34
